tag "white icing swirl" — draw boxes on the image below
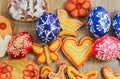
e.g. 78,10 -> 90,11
8,0 -> 47,20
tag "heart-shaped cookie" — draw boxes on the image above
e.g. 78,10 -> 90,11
67,66 -> 98,79
62,37 -> 93,69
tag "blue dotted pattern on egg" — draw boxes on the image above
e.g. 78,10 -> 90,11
113,11 -> 120,39
36,13 -> 60,44
88,6 -> 111,37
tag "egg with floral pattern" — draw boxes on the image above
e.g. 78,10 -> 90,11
88,6 -> 111,37
36,13 -> 60,44
113,11 -> 120,38
92,36 -> 120,61
7,32 -> 33,59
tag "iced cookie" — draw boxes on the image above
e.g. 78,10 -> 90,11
40,66 -> 52,79
58,10 -> 83,37
48,64 -> 66,79
8,0 -> 50,21
66,0 -> 91,18
67,66 -> 98,79
102,66 -> 120,79
62,37 -> 93,69
0,15 -> 13,57
7,32 -> 33,59
32,38 -> 61,65
0,60 -> 39,79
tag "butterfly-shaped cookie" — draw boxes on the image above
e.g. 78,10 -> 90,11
58,10 -> 83,37
32,38 -> 61,65
67,66 -> 98,79
102,66 -> 120,79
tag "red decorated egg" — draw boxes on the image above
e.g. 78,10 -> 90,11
92,36 -> 120,61
7,32 -> 33,59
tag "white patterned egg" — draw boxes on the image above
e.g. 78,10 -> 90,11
36,13 -> 60,44
88,6 -> 111,37
113,11 -> 120,38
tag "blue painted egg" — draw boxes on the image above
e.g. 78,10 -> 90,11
113,11 -> 120,39
36,13 -> 60,44
88,6 -> 111,37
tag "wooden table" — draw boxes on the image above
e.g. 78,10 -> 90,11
0,0 -> 120,79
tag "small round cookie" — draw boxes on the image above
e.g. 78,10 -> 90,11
0,15 -> 13,57
8,0 -> 50,21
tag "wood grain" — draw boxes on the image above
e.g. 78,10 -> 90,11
0,0 -> 120,79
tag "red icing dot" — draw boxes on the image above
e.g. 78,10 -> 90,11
1,66 -> 8,74
0,23 -> 6,30
29,71 -> 36,78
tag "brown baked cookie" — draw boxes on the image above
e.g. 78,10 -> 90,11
8,0 -> 50,21
0,60 -> 39,79
0,15 -> 13,57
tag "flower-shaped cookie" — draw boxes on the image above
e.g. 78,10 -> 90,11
66,0 -> 91,18
0,62 -> 13,79
23,64 -> 39,79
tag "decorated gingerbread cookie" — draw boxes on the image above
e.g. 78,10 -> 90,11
58,10 -> 83,37
102,66 -> 120,79
0,60 -> 39,79
48,64 -> 66,79
40,66 -> 52,79
0,15 -> 13,57
66,0 -> 91,18
8,0 -> 50,21
62,37 -> 93,69
32,38 -> 61,65
67,66 -> 98,79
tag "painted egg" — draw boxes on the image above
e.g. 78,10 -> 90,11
7,32 -> 33,59
88,6 -> 111,37
36,13 -> 60,44
92,36 -> 120,61
113,11 -> 120,38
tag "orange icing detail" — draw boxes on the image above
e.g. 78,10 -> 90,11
102,66 -> 120,79
23,64 -> 39,79
37,53 -> 46,64
32,43 -> 44,55
57,10 -> 83,37
67,66 -> 98,79
0,62 -> 13,79
62,37 -> 93,69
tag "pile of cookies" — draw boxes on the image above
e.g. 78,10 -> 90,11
0,0 -> 120,79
